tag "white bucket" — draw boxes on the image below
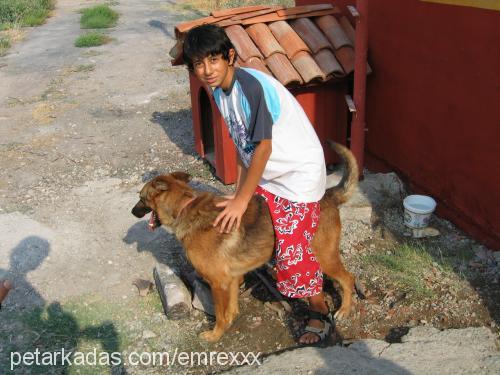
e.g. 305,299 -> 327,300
403,195 -> 436,229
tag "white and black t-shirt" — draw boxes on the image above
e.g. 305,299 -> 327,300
213,68 -> 326,203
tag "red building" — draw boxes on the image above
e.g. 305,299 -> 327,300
298,0 -> 500,249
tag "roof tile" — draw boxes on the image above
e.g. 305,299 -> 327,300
339,16 -> 356,45
313,49 -> 345,78
246,23 -> 285,58
268,21 -> 310,59
291,51 -> 326,83
224,25 -> 263,62
290,18 -> 332,54
334,46 -> 355,74
265,53 -> 303,86
173,5 -> 371,86
315,15 -> 352,49
235,56 -> 272,76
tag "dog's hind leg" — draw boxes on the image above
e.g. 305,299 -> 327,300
199,277 -> 239,342
320,257 -> 355,320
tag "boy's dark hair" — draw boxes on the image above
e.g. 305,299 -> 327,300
183,24 -> 236,70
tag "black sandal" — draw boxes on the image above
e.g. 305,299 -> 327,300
299,309 -> 335,345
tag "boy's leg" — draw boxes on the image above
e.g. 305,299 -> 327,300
255,187 -> 330,344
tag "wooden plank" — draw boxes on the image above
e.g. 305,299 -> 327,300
175,14 -> 232,35
277,4 -> 333,17
241,8 -> 339,26
231,7 -> 284,21
211,5 -> 271,18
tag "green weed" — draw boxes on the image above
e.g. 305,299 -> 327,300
362,243 -> 445,301
0,35 -> 10,56
75,32 -> 110,48
0,0 -> 54,28
80,4 -> 119,29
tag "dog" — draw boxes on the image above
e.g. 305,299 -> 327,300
132,141 -> 358,342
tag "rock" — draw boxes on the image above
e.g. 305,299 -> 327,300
154,264 -> 191,319
411,227 -> 440,238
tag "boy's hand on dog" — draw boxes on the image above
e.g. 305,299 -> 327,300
214,197 -> 248,233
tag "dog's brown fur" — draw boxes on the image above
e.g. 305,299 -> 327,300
132,141 -> 358,342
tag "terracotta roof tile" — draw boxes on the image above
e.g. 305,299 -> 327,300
235,56 -> 272,76
289,18 -> 332,54
339,16 -> 356,45
173,4 -> 371,86
334,46 -> 355,74
246,23 -> 285,58
313,49 -> 345,78
224,25 -> 263,61
265,53 -> 302,86
291,51 -> 326,83
315,15 -> 352,49
268,21 -> 310,59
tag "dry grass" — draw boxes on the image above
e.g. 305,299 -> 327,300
175,0 -> 295,18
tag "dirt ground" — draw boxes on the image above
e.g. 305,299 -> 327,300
0,1 -> 498,374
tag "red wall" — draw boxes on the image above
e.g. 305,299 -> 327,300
298,0 -> 500,249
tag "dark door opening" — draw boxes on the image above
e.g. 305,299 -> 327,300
200,89 -> 215,166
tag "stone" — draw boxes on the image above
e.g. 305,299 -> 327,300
153,264 -> 191,319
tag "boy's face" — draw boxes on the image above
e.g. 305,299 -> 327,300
191,49 -> 235,90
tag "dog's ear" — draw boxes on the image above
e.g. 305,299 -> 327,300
152,179 -> 169,191
170,172 -> 192,183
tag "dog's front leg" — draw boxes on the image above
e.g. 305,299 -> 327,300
199,278 -> 240,342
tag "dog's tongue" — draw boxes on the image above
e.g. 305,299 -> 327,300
148,211 -> 157,232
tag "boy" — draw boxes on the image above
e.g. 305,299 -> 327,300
183,24 -> 331,344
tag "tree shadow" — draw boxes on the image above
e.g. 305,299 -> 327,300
148,20 -> 174,39
0,236 -> 124,373
150,109 -> 197,158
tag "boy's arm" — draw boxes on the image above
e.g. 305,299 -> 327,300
214,139 -> 271,233
235,153 -> 246,196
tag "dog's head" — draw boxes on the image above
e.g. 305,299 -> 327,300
132,171 -> 194,231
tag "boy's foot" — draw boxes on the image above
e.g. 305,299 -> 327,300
298,309 -> 334,345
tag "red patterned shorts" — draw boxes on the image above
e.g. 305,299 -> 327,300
255,186 -> 323,298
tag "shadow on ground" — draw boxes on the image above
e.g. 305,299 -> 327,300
0,236 -> 124,374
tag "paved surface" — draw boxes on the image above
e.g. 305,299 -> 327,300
225,326 -> 500,374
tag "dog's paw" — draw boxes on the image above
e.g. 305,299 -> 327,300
199,330 -> 222,342
334,305 -> 352,320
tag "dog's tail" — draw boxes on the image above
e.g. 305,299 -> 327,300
324,140 -> 359,205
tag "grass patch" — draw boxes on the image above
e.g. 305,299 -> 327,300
0,35 -> 10,56
0,0 -> 54,28
362,243 -> 443,301
75,32 -> 110,48
0,293 -> 164,374
80,4 -> 119,29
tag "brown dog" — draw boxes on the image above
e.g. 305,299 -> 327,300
132,141 -> 358,342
